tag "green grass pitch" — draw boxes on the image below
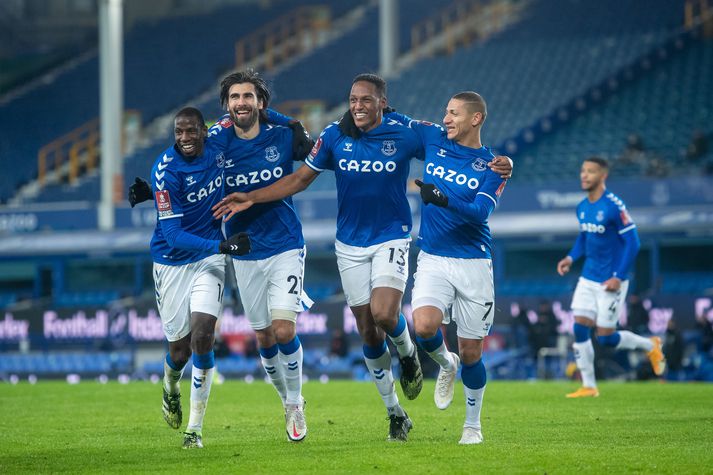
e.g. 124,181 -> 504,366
1,379 -> 712,474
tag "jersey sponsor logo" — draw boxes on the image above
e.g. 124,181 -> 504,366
225,166 -> 284,188
186,175 -> 222,203
156,190 -> 172,216
580,222 -> 606,234
338,159 -> 397,173
343,142 -> 353,152
436,148 -> 447,158
309,137 -> 322,158
224,159 -> 234,168
216,152 -> 225,168
472,158 -> 488,172
425,162 -> 480,189
186,175 -> 196,186
381,140 -> 397,157
265,146 -> 280,162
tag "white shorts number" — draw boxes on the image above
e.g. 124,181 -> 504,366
570,276 -> 629,328
335,238 -> 410,307
411,251 -> 494,339
153,254 -> 226,342
232,247 -> 308,330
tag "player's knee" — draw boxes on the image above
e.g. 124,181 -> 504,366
412,317 -> 438,339
459,341 -> 484,365
371,307 -> 398,331
190,326 -> 215,354
272,319 -> 297,344
254,327 -> 276,348
169,346 -> 191,368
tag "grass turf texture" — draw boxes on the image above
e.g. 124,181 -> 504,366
1,380 -> 711,474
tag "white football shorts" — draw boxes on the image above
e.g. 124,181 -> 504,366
411,251 -> 495,339
335,237 -> 410,307
570,276 -> 629,328
232,246 -> 310,330
153,254 -> 226,342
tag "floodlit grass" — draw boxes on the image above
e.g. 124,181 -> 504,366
1,379 -> 712,474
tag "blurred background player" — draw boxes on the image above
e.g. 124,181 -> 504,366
209,70 -> 313,441
405,92 -> 507,445
146,107 -> 251,448
557,157 -> 665,398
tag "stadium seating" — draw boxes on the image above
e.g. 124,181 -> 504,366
515,37 -> 713,182
0,1 -> 359,203
389,0 -> 686,147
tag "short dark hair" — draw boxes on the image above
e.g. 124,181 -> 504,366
220,69 -> 271,110
175,106 -> 205,126
451,91 -> 487,120
352,73 -> 387,98
584,156 -> 609,169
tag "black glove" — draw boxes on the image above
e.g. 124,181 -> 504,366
414,179 -> 448,207
288,120 -> 314,161
338,109 -> 361,139
128,177 -> 152,207
219,232 -> 251,256
383,106 -> 396,115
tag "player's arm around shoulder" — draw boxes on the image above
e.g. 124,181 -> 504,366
212,162 -> 318,222
488,155 -> 513,180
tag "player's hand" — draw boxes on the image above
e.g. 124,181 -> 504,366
288,119 -> 314,161
219,232 -> 251,256
338,109 -> 361,139
212,192 -> 253,221
383,106 -> 396,115
488,156 -> 513,180
557,256 -> 572,276
128,177 -> 152,207
602,276 -> 622,292
414,179 -> 448,207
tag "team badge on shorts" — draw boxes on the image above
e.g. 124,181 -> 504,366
381,140 -> 397,156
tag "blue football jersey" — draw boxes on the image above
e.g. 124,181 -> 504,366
209,117 -> 304,260
149,141 -> 225,265
410,121 -> 506,259
306,118 -> 423,247
575,192 -> 638,282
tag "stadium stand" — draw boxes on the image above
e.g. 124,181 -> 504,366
0,0 -> 359,204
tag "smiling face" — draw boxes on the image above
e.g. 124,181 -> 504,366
349,80 -> 386,133
442,98 -> 484,143
174,115 -> 206,157
227,82 -> 263,133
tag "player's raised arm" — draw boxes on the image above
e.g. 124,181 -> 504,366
212,163 -> 319,221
